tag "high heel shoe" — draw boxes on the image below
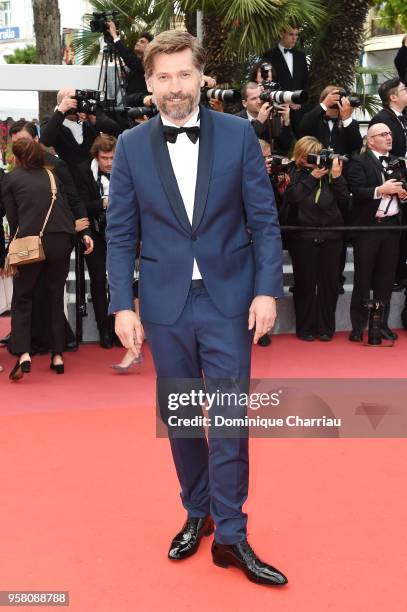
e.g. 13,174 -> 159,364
110,353 -> 144,373
50,354 -> 64,374
9,359 -> 24,381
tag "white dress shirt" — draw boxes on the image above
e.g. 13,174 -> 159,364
278,43 -> 293,76
162,109 -> 202,279
371,150 -> 399,218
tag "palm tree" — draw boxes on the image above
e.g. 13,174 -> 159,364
32,0 -> 61,118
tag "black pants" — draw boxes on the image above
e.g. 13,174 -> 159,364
85,231 -> 109,333
350,228 -> 400,331
10,232 -> 73,355
290,238 -> 342,337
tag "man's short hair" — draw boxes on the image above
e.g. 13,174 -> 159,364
143,30 -> 206,79
241,82 -> 260,101
90,134 -> 117,157
138,31 -> 153,43
9,120 -> 38,139
378,77 -> 401,105
319,85 -> 341,103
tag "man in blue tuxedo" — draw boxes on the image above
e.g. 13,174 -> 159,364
106,30 -> 286,586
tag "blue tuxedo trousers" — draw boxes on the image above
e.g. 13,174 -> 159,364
144,284 -> 252,545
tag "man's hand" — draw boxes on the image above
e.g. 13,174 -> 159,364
107,20 -> 118,39
337,96 -> 353,121
209,99 -> 224,112
378,179 -> 404,196
85,113 -> 96,124
57,95 -> 77,115
82,235 -> 94,255
321,89 -> 340,110
143,95 -> 154,106
278,103 -> 291,126
248,296 -> 277,344
203,75 -> 217,88
400,189 -> 407,201
75,218 -> 90,232
257,102 -> 272,124
115,310 -> 144,354
289,103 -> 301,111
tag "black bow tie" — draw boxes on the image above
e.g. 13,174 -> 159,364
379,155 -> 389,164
162,125 -> 200,144
98,170 -> 110,179
283,48 -> 293,54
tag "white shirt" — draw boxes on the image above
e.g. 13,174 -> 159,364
246,111 -> 258,123
371,150 -> 399,217
320,103 -> 352,130
162,109 -> 202,279
91,158 -> 109,197
278,43 -> 293,76
63,118 -> 84,144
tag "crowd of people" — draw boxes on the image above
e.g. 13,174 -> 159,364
0,24 -> 407,380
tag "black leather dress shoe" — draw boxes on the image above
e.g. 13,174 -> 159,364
211,539 -> 287,586
258,334 -> 271,347
380,327 -> 398,341
99,331 -> 113,349
297,334 -> 315,341
349,330 -> 363,342
168,516 -> 214,560
319,334 -> 333,342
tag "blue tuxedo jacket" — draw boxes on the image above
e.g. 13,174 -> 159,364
106,105 -> 283,324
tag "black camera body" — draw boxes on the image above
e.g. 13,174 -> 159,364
331,89 -> 361,109
259,87 -> 307,106
74,89 -> 102,115
90,10 -> 119,36
126,105 -> 159,120
268,155 -> 295,175
385,157 -> 407,190
307,148 -> 348,169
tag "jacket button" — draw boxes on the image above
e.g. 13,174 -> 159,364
191,233 -> 197,241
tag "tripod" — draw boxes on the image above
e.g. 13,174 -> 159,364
97,38 -> 128,113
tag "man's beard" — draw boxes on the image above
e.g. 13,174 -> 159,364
156,89 -> 201,121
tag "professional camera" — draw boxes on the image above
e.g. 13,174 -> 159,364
74,89 -> 102,115
126,105 -> 159,120
201,88 -> 242,104
268,155 -> 295,176
307,149 -> 348,169
260,88 -> 307,106
385,157 -> 407,190
90,10 -> 119,36
334,89 -> 361,109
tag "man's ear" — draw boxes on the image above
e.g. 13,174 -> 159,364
242,100 -> 247,109
146,79 -> 153,93
200,75 -> 205,88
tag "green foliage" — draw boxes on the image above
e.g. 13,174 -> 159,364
354,65 -> 395,115
5,45 -> 37,64
372,0 -> 407,31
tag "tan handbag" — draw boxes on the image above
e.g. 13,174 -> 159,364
7,168 -> 57,269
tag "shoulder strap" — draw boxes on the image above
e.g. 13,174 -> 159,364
39,168 -> 58,238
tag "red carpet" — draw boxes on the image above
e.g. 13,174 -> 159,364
0,321 -> 406,611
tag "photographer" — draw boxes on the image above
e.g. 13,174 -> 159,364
235,82 -> 293,155
40,88 -> 121,184
370,77 -> 407,292
299,85 -> 362,157
347,123 -> 407,343
106,20 -> 152,96
283,136 -> 349,341
262,25 -> 308,137
76,134 -> 117,348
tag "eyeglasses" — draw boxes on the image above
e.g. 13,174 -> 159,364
370,131 -> 392,138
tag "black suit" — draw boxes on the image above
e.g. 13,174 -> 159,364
370,107 -> 407,282
76,159 -> 110,334
347,151 -> 401,331
2,167 -> 75,355
299,105 -> 363,156
262,46 -> 308,136
235,109 -> 293,154
395,45 -> 407,84
40,109 -> 120,184
113,39 -> 148,96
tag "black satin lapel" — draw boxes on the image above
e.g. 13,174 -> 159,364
150,115 -> 192,233
192,106 -> 214,231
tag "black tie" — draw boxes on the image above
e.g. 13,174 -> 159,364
379,155 -> 388,165
283,48 -> 293,54
98,170 -> 110,179
162,125 -> 200,144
